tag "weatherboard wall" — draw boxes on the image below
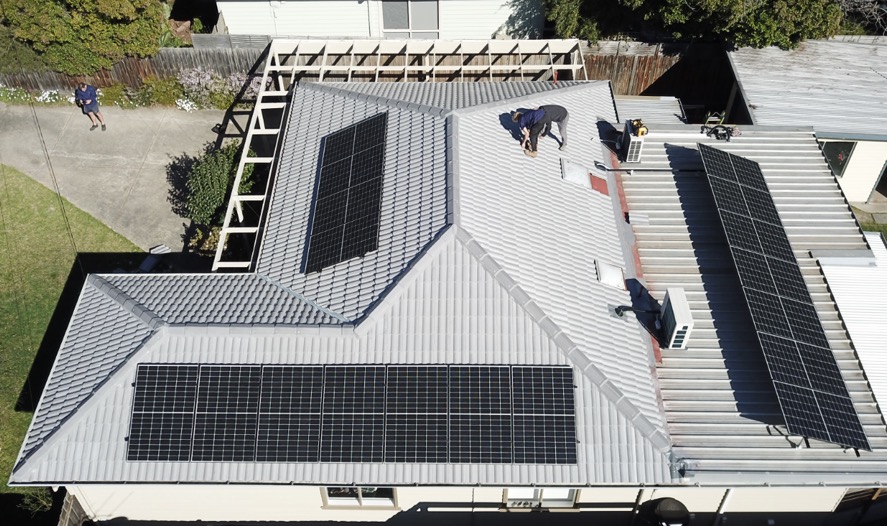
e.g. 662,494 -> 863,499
837,140 -> 887,202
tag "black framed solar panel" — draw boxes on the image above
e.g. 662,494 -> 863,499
127,364 -> 580,463
449,414 -> 513,463
698,144 -> 870,451
449,366 -> 512,414
305,113 -> 388,273
513,415 -> 578,464
384,414 -> 449,463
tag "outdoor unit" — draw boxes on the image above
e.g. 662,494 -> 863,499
660,287 -> 693,349
618,119 -> 647,163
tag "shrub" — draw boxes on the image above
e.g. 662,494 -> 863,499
0,26 -> 49,75
186,142 -> 255,226
0,84 -> 32,104
98,84 -> 132,108
144,76 -> 184,106
18,487 -> 53,516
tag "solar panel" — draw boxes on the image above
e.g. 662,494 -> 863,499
127,365 -> 198,461
449,366 -> 512,414
449,414 -> 513,463
193,366 -> 261,461
128,364 -> 579,464
699,144 -> 870,450
305,113 -> 388,273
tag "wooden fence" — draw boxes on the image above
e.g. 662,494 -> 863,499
0,40 -> 732,105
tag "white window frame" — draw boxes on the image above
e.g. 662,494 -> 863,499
322,487 -> 399,509
505,488 -> 578,509
380,0 -> 440,39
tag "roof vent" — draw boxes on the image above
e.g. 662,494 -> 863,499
660,288 -> 693,349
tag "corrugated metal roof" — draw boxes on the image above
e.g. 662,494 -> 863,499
820,232 -> 887,417
729,39 -> 887,136
11,82 -> 671,486
615,96 -> 685,124
620,123 -> 887,484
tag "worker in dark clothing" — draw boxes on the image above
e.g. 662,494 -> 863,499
512,105 -> 569,157
540,104 -> 569,150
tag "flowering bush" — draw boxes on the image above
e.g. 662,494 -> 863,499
176,98 -> 198,112
36,90 -> 62,103
0,83 -> 32,103
177,67 -> 262,110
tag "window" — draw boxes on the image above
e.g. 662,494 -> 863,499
820,141 -> 856,177
324,487 -> 397,508
505,488 -> 577,509
382,0 -> 439,39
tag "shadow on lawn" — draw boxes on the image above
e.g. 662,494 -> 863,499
14,253 -> 143,413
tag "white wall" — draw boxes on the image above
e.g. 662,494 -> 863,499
215,0 -> 544,40
835,140 -> 887,202
70,484 -> 849,522
217,1 -> 372,38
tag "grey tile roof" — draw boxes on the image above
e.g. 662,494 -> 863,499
323,80 -> 587,112
729,38 -> 887,136
12,81 -> 672,486
100,274 -> 340,325
620,123 -> 887,484
15,280 -> 154,466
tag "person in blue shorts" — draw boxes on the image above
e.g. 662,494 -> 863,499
75,83 -> 106,131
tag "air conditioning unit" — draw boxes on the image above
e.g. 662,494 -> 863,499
660,288 -> 693,349
617,119 -> 647,163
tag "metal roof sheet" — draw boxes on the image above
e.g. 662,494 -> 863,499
615,96 -> 685,124
729,38 -> 887,136
820,232 -> 887,417
619,123 -> 887,484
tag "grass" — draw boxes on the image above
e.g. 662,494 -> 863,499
0,164 -> 140,499
859,222 -> 887,239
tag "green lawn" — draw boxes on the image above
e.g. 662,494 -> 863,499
0,164 -> 140,498
860,222 -> 887,239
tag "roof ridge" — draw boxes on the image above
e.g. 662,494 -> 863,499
88,274 -> 166,329
453,226 -> 671,451
449,80 -> 612,116
254,273 -> 350,323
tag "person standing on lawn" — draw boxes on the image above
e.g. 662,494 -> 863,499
75,83 -> 106,131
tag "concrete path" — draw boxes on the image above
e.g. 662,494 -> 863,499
0,102 -> 225,251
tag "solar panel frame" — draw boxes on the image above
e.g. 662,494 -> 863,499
699,145 -> 870,451
128,364 -> 579,464
305,113 -> 388,273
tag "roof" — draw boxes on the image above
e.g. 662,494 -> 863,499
619,122 -> 887,484
614,95 -> 685,124
11,81 -> 671,486
820,232 -> 887,418
728,37 -> 887,138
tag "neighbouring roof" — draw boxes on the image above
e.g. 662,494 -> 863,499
619,122 -> 887,484
615,95 -> 685,124
728,37 -> 887,138
820,232 -> 887,418
11,81 -> 672,486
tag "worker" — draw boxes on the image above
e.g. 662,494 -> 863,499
512,104 -> 569,157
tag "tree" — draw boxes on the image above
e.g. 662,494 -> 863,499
544,0 -> 844,48
0,0 -> 165,75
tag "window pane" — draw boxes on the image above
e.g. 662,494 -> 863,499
412,31 -> 439,39
507,488 -> 537,500
384,31 -> 410,39
411,0 -> 439,30
820,141 -> 855,177
383,0 -> 409,29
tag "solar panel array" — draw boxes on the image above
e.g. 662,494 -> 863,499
128,364 -> 578,464
697,144 -> 870,450
304,113 -> 388,273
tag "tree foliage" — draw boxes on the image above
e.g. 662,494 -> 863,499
0,0 -> 164,74
186,142 -> 255,227
544,0 -> 845,48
